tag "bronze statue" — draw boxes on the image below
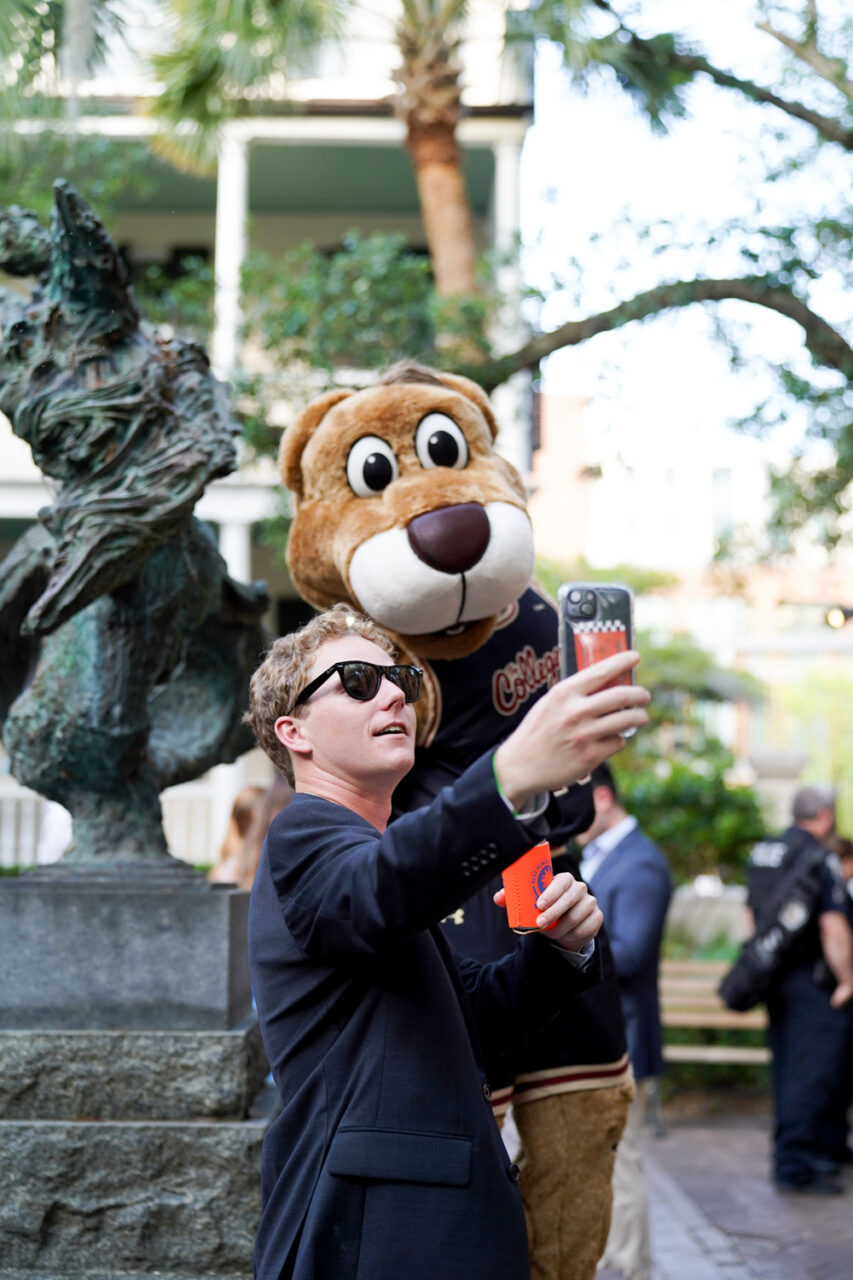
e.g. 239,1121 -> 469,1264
0,182 -> 268,871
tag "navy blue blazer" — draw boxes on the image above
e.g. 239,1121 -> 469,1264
586,825 -> 672,1080
249,752 -> 603,1280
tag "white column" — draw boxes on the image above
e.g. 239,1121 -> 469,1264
211,126 -> 249,379
208,518 -> 254,864
492,138 -> 523,331
218,519 -> 253,585
491,139 -> 529,476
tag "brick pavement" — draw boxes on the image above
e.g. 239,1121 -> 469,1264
616,1114 -> 853,1280
504,1103 -> 853,1279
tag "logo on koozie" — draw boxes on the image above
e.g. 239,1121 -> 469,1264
533,860 -> 552,896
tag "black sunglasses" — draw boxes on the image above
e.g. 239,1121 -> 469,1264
294,660 -> 423,707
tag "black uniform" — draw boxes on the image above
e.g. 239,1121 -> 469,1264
815,877 -> 853,1166
746,827 -> 850,1186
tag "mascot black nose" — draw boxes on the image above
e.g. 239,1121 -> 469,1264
407,503 -> 491,574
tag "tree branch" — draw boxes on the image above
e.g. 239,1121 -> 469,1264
645,44 -> 853,148
475,277 -> 853,392
757,19 -> 853,101
590,4 -> 853,149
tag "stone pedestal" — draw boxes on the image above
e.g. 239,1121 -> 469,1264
0,875 -> 275,1279
0,875 -> 252,1030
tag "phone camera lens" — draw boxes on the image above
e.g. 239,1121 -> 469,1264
580,602 -> 595,618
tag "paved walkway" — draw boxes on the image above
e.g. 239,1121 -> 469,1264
606,1112 -> 853,1280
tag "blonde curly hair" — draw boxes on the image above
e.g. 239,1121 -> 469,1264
244,603 -> 398,783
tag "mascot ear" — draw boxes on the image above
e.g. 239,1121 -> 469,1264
435,372 -> 498,442
279,388 -> 354,499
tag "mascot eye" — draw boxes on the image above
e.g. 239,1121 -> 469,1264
415,414 -> 469,470
346,435 -> 399,496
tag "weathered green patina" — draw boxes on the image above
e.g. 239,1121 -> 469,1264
0,182 -> 268,870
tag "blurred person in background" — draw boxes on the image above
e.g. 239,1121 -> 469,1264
816,833 -> 853,1174
209,785 -> 265,886
209,778 -> 292,890
577,763 -> 673,1280
745,786 -> 853,1195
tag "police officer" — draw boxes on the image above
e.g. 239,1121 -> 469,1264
816,835 -> 853,1171
746,785 -> 853,1194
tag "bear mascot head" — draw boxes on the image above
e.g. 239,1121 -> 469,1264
280,360 -> 537,739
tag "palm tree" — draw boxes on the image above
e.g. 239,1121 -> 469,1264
391,0 -> 477,297
147,0 -> 484,301
147,0 -> 351,174
0,0 -> 125,121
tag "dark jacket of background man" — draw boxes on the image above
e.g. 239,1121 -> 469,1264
580,772 -> 672,1080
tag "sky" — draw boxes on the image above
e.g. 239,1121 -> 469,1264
518,1 -> 845,478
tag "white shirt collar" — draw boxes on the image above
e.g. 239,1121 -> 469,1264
579,815 -> 637,882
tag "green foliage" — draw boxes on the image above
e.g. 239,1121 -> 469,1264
516,1 -> 694,129
662,928 -> 739,964
660,1042 -> 770,1098
235,371 -> 287,461
242,232 -> 438,373
241,230 -> 508,379
133,254 -> 215,341
606,629 -> 768,882
253,486 -> 293,568
0,134 -> 154,224
237,230 -> 505,462
615,754 -> 768,883
637,631 -> 763,710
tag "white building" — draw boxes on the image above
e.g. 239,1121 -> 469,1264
0,0 -> 534,866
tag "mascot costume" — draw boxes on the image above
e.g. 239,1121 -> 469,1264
281,360 -> 634,1280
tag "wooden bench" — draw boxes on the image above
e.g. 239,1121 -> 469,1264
660,958 -> 771,1066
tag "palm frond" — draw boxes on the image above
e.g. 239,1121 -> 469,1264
146,0 -> 351,171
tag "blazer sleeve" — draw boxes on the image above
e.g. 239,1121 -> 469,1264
454,935 -> 604,1080
603,855 -> 672,979
268,752 -> 537,961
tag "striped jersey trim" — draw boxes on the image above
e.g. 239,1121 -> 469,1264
489,1084 -> 516,1118
490,1053 -> 633,1114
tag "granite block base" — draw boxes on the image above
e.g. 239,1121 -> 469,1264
0,1020 -> 269,1121
0,1082 -> 278,1276
0,878 -> 252,1030
0,873 -> 275,1277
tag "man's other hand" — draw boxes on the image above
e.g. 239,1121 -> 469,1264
830,980 -> 853,1008
494,872 -> 603,953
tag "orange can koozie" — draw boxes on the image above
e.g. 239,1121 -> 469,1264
502,841 -> 553,933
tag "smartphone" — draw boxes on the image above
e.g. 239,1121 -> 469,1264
558,582 -> 636,734
502,841 -> 553,933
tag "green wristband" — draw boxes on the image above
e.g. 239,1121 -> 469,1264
492,754 -> 550,822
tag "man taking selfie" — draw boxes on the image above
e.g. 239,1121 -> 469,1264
244,603 -> 650,1280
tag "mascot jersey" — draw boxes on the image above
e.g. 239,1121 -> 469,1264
393,584 -> 631,1106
